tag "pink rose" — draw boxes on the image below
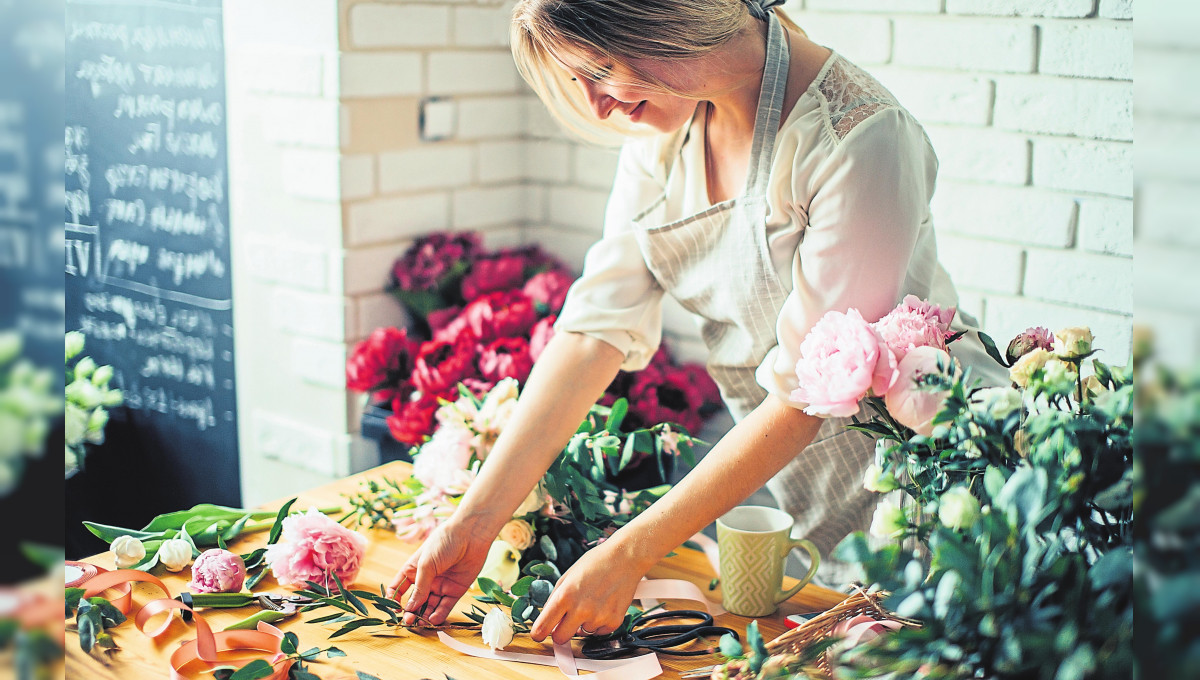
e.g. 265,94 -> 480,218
529,316 -> 556,361
478,337 -> 534,383
393,490 -> 459,542
188,549 -> 247,594
265,509 -> 368,591
523,270 -> 574,313
884,346 -> 959,436
792,309 -> 898,418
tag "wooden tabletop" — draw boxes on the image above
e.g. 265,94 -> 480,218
66,461 -> 849,679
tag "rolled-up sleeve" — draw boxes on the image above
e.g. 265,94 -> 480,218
555,142 -> 666,370
757,108 -> 936,410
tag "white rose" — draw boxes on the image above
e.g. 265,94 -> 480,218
157,538 -> 193,572
498,519 -> 535,552
112,535 -> 146,568
481,606 -> 515,650
1053,326 -> 1094,358
862,464 -> 899,493
869,500 -> 907,539
1008,348 -> 1052,388
969,386 -> 1023,420
514,484 -> 548,516
938,487 -> 981,531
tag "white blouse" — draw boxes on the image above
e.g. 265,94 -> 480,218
556,53 -> 1006,411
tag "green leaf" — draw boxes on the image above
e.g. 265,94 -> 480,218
509,576 -> 535,597
77,609 -> 98,652
977,331 -> 1008,367
268,498 -> 298,546
82,521 -> 165,544
220,514 -> 253,544
308,611 -> 355,624
65,588 -> 86,617
511,596 -> 531,623
529,579 -> 552,608
356,673 -> 382,680
281,631 -> 299,655
984,466 -> 1008,502
20,543 -> 64,570
326,647 -> 347,658
718,632 -> 744,659
245,568 -> 268,590
329,619 -> 385,639
529,562 -> 560,580
304,581 -> 331,597
619,433 -> 638,473
229,659 -> 274,680
476,577 -> 501,598
87,597 -> 126,627
605,398 -> 628,433
539,535 -> 558,561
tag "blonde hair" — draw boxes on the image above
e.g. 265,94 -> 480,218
511,0 -> 803,146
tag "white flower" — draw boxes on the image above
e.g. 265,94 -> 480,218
1052,327 -> 1093,358
869,499 -> 907,539
65,331 -> 85,360
157,538 -> 193,572
1042,359 -> 1078,391
112,535 -> 146,568
514,484 -> 548,516
1009,348 -> 1052,388
862,463 -> 899,493
476,378 -> 519,432
968,386 -> 1023,420
498,519 -> 535,552
481,607 -> 515,651
938,487 -> 981,531
478,540 -> 521,590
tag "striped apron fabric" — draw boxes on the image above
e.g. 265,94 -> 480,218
629,13 -> 878,587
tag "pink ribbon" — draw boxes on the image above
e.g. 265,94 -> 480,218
437,632 -> 663,680
831,614 -> 903,648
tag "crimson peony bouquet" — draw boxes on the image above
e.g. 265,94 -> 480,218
346,231 -> 723,450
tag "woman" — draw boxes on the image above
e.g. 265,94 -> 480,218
389,0 -> 1003,645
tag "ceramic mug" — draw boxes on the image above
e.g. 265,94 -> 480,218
716,505 -> 821,617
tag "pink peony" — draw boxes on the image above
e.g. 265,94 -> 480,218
393,490 -> 459,542
188,549 -> 247,594
265,509 -> 368,591
1005,326 -> 1054,364
872,295 -> 956,361
523,270 -> 574,313
884,346 -> 959,436
897,294 -> 955,330
412,425 -> 476,491
529,316 -> 556,361
462,291 -> 537,344
792,309 -> 899,418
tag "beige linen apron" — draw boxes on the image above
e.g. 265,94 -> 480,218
630,12 -> 877,586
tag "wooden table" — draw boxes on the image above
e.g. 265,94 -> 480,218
66,462 -> 848,679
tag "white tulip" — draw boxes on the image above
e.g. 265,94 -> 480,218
112,535 -> 147,568
157,539 -> 193,572
481,607 -> 515,651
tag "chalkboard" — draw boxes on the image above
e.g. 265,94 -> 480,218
64,0 -> 239,551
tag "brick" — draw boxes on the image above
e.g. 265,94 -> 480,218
245,236 -> 331,291
1025,249 -> 1132,314
457,96 -> 526,139
479,227 -> 525,251
1032,139 -> 1132,197
260,97 -> 342,148
994,77 -> 1131,141
454,4 -> 511,47
525,96 -> 568,139
1099,0 -> 1132,19
787,12 -> 892,64
1139,1 -> 1200,48
280,148 -> 341,201
573,146 -> 620,189
252,410 -> 341,478
271,289 -> 347,341
547,187 -> 609,233
420,98 -> 456,141
1040,23 -> 1132,80
946,0 -> 1095,17
378,145 -> 474,193
523,185 -> 547,223
956,290 -> 987,323
344,242 -> 406,296
1077,197 -> 1132,255
937,235 -> 1025,294
478,141 -> 524,184
339,53 -> 423,98
428,51 -> 521,95
453,185 -> 526,230
1136,50 -> 1200,117
352,292 -> 410,340
346,192 -> 451,246
924,126 -> 1029,185
894,19 -> 1036,73
1137,117 -> 1200,184
526,141 -> 572,184
1136,180 -> 1200,248
872,67 -> 994,125
225,0 -> 337,50
932,182 -> 1077,247
806,0 -> 941,12
341,154 -> 375,200
238,49 -> 324,96
348,3 -> 450,48
982,295 -> 1132,362
523,225 -> 598,270
343,99 -> 420,153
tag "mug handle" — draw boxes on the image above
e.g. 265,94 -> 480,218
773,538 -> 821,606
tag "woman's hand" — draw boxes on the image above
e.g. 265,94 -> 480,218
530,541 -> 647,646
388,519 -> 493,626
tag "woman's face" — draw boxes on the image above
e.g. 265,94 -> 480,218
555,49 -> 701,133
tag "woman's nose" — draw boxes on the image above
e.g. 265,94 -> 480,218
579,79 -> 618,120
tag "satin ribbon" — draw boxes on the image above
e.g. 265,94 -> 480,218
831,614 -> 903,648
76,568 -> 291,679
688,532 -> 722,577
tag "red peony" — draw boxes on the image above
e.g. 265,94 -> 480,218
426,305 -> 463,335
461,253 -> 527,301
529,315 -> 556,361
523,270 -> 574,313
462,291 -> 536,344
412,335 -> 477,395
680,363 -> 722,410
627,367 -> 705,435
389,232 -> 480,293
479,337 -> 534,383
386,392 -> 443,446
501,244 -> 566,275
345,327 -> 418,396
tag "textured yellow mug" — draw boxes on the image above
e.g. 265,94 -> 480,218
716,505 -> 821,617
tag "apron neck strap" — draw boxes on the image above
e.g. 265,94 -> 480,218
744,12 -> 790,197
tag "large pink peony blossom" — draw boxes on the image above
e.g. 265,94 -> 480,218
265,509 -> 368,591
884,346 -> 959,436
412,425 -> 476,491
872,295 -> 956,362
792,309 -> 898,418
523,270 -> 574,313
188,549 -> 246,594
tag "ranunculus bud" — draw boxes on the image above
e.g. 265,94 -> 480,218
1005,327 -> 1054,364
869,501 -> 907,539
862,463 -> 899,493
66,379 -> 103,409
65,331 -> 85,361
1052,326 -> 1094,359
968,386 -> 1023,420
938,487 -> 981,530
111,535 -> 146,568
91,365 -> 114,387
102,388 -> 124,407
158,539 -> 194,572
1042,358 -> 1078,391
188,549 -> 247,593
74,356 -> 96,380
481,607 -> 515,650
1008,348 -> 1053,388
498,519 -> 535,552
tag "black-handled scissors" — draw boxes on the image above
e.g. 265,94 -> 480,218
581,609 -> 739,660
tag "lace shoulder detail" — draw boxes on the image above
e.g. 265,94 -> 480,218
816,56 -> 901,142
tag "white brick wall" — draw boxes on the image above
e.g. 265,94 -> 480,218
993,77 -> 1132,140
378,145 -> 474,193
346,192 -> 451,246
348,4 -> 450,49
339,53 -> 423,98
1039,23 -> 1133,80
946,0 -> 1095,17
894,19 -> 1037,72
427,51 -> 522,95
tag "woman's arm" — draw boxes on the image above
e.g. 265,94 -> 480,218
531,394 -> 825,644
